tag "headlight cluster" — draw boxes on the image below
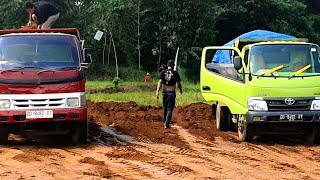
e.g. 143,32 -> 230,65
80,94 -> 87,107
0,99 -> 10,109
311,100 -> 320,110
67,97 -> 80,107
248,98 -> 268,111
67,95 -> 86,107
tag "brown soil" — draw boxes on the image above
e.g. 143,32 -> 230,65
0,101 -> 319,179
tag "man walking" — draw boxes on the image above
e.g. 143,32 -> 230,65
24,1 -> 60,29
156,60 -> 183,128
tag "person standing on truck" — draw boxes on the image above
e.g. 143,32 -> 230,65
156,60 -> 183,129
24,1 -> 60,29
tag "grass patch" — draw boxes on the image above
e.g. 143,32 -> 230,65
87,92 -> 205,106
86,81 -> 148,89
86,81 -> 205,106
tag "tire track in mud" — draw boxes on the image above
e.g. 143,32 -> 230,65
172,125 -> 320,179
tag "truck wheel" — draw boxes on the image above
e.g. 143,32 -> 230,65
229,119 -> 237,132
306,127 -> 319,144
79,121 -> 88,144
0,126 -> 9,145
238,116 -> 253,142
69,127 -> 80,145
216,105 -> 228,132
211,104 -> 216,119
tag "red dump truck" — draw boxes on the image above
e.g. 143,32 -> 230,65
0,28 -> 92,144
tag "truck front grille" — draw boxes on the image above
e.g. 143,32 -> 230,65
12,98 -> 65,109
265,97 -> 313,111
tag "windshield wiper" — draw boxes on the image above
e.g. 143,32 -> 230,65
36,67 -> 79,75
0,66 -> 43,74
54,67 -> 79,70
36,69 -> 55,75
288,64 -> 313,79
14,66 -> 44,70
258,65 -> 288,77
0,69 -> 20,74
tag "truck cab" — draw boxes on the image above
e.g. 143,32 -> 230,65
201,39 -> 320,142
0,28 -> 92,144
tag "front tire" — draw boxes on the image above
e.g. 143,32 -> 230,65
306,127 -> 319,144
79,121 -> 88,144
69,127 -> 80,145
238,116 -> 253,142
0,126 -> 8,145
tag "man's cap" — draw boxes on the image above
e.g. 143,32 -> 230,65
24,1 -> 34,9
167,60 -> 175,67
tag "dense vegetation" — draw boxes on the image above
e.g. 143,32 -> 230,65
1,0 -> 319,82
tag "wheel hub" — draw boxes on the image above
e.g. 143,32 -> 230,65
238,120 -> 244,132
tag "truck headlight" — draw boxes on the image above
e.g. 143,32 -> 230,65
67,98 -> 79,107
0,99 -> 10,109
248,98 -> 268,111
311,100 -> 320,110
80,94 -> 86,107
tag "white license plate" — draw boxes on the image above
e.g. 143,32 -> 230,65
26,110 -> 53,119
280,114 -> 303,121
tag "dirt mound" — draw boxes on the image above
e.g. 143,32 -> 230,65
88,101 -> 190,149
79,157 -> 105,165
175,103 -> 234,141
88,101 -> 234,147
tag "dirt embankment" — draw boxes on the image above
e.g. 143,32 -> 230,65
0,102 -> 319,179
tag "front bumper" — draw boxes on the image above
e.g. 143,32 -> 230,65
246,111 -> 320,135
0,107 -> 87,124
246,110 -> 320,124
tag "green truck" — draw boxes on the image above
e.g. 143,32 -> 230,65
201,38 -> 320,142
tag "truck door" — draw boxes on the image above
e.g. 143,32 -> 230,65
200,47 -> 247,114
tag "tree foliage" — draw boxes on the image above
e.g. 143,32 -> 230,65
0,0 -> 319,81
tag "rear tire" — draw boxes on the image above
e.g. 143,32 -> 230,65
216,105 -> 228,132
211,104 -> 216,119
228,115 -> 237,132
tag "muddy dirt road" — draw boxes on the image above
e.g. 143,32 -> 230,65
0,102 -> 319,179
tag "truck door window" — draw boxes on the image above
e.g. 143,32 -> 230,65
206,49 -> 244,82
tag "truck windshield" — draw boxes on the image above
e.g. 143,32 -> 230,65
249,44 -> 320,77
0,35 -> 80,70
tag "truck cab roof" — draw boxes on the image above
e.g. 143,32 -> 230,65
0,28 -> 80,40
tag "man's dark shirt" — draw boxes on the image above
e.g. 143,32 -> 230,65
159,69 -> 181,86
34,1 -> 60,24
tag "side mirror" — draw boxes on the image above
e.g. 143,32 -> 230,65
83,48 -> 92,64
234,56 -> 243,70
